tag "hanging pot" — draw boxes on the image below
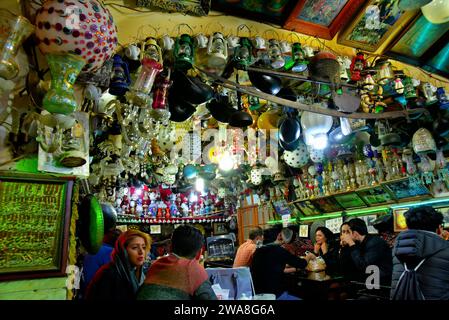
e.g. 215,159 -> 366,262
206,97 -> 235,123
279,137 -> 301,151
229,110 -> 253,128
168,87 -> 196,122
279,116 -> 301,145
248,70 -> 282,95
171,71 -> 214,105
309,51 -> 340,84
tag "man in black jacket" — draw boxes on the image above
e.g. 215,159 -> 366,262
391,206 -> 449,300
251,228 -> 315,299
340,218 -> 392,289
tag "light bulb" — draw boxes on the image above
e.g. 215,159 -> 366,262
189,192 -> 198,203
310,133 -> 328,150
219,151 -> 235,171
195,178 -> 205,192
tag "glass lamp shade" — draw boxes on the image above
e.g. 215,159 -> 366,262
133,57 -> 163,95
207,32 -> 228,68
422,0 -> 449,24
174,34 -> 194,71
300,105 -> 333,147
0,9 -> 34,80
42,52 -> 86,114
35,0 -> 118,73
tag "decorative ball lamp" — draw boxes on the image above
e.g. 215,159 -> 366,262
0,9 -> 34,80
35,0 -> 118,73
300,103 -> 333,150
421,0 -> 449,24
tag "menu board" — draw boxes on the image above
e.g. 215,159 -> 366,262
311,197 -> 342,213
299,225 -> 309,238
0,175 -> 72,279
333,193 -> 367,210
356,186 -> 394,206
295,200 -> 321,216
383,178 -> 430,200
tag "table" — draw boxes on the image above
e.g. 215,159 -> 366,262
284,271 -> 345,300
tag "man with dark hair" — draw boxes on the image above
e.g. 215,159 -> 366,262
391,206 -> 449,299
340,218 -> 392,288
233,227 -> 264,267
137,225 -> 217,300
251,227 -> 315,299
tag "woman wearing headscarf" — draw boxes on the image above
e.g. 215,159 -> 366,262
86,230 -> 151,300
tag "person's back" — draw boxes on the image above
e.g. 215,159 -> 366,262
250,228 -> 312,298
137,225 -> 217,300
233,227 -> 263,268
391,206 -> 449,300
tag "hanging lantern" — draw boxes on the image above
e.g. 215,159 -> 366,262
374,59 -> 394,85
267,39 -> 285,69
403,76 -> 417,99
207,32 -> 228,68
35,0 -> 118,73
422,82 -> 438,105
174,34 -> 194,71
350,52 -> 366,82
300,103 -> 333,150
233,37 -> 254,70
288,43 -> 309,72
0,9 -> 34,80
42,52 -> 86,115
152,68 -> 172,121
437,87 -> 449,110
109,55 -> 131,96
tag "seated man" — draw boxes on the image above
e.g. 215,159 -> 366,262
137,225 -> 217,300
391,206 -> 449,300
340,218 -> 392,293
250,228 -> 315,299
233,227 -> 264,268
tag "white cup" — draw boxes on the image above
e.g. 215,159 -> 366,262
195,33 -> 209,48
227,35 -> 240,48
253,36 -> 266,49
161,34 -> 174,50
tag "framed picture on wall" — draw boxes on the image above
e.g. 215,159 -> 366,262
311,197 -> 342,213
333,192 -> 367,210
299,224 -> 309,238
358,214 -> 379,234
385,14 -> 449,78
0,173 -> 74,280
283,0 -> 365,40
294,200 -> 321,216
382,177 -> 431,200
271,199 -> 293,216
338,0 -> 418,52
356,185 -> 394,206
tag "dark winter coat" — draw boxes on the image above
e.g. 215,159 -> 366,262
391,229 -> 449,300
348,235 -> 392,286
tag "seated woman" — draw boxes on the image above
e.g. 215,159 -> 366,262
313,227 -> 339,274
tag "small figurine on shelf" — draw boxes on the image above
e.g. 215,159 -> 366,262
350,52 -> 366,82
164,201 -> 171,219
120,194 -> 130,214
142,191 -> 150,216
148,192 -> 158,218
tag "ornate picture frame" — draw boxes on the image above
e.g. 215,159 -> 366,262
284,0 -> 365,40
338,0 -> 418,52
0,173 -> 74,281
